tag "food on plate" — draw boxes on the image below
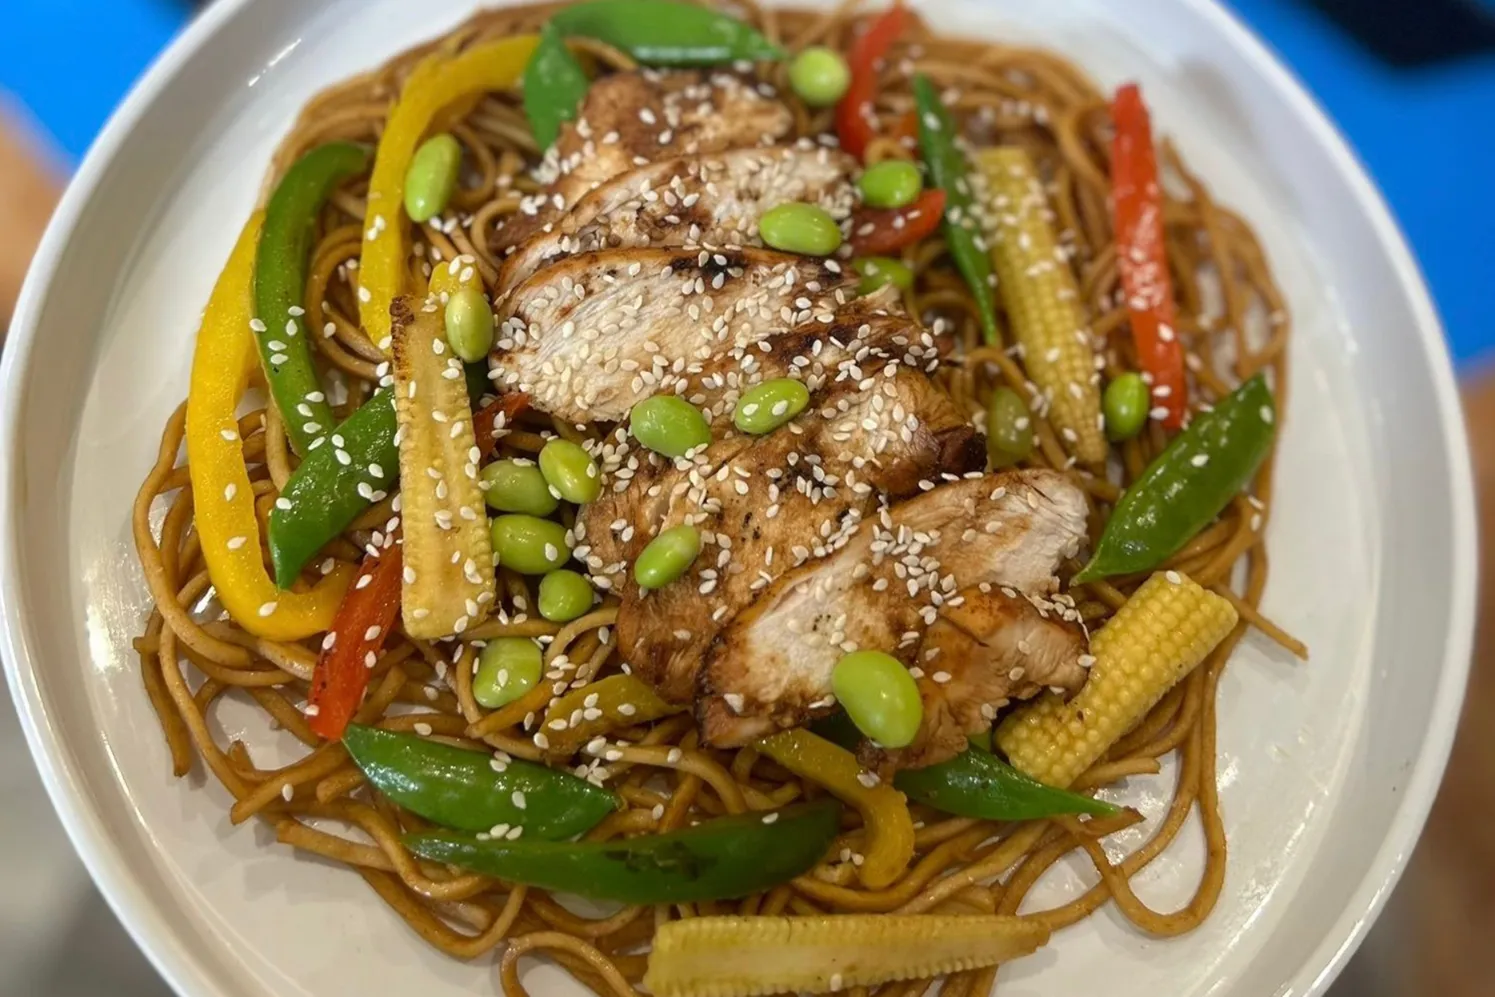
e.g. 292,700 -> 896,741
128,2 -> 1308,994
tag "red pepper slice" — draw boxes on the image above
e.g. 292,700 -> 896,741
472,391 -> 531,457
849,188 -> 946,255
1110,83 -> 1187,430
307,542 -> 404,741
834,4 -> 911,161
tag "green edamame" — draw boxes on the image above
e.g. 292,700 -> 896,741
985,386 -> 1035,468
538,439 -> 602,504
445,286 -> 494,362
788,47 -> 850,107
538,570 -> 596,622
473,637 -> 543,709
831,650 -> 922,749
404,133 -> 463,223
490,515 -> 572,575
853,257 -> 914,295
1104,372 -> 1150,442
857,160 -> 922,210
629,395 -> 711,458
758,202 -> 843,257
481,459 -> 559,516
733,378 -> 810,435
634,525 -> 701,591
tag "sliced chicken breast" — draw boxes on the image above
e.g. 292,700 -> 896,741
495,144 -> 858,297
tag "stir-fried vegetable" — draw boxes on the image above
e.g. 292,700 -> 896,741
254,141 -> 369,454
481,458 -> 558,516
343,724 -> 616,836
977,146 -> 1105,464
788,46 -> 850,107
853,256 -> 914,294
1075,373 -> 1275,582
403,134 -> 463,224
1104,372 -> 1150,442
635,524 -> 702,590
406,799 -> 841,904
361,36 -> 539,351
630,395 -> 711,457
548,0 -> 783,66
984,385 -> 1035,468
443,285 -> 494,362
490,514 -> 572,574
758,202 -> 844,256
523,23 -> 591,150
1111,82 -> 1188,430
849,188 -> 946,255
756,729 -> 914,890
835,4 -> 911,160
537,438 -> 601,504
857,159 -> 921,209
540,674 -> 683,756
645,913 -> 1050,997
186,214 -> 353,638
536,569 -> 596,622
831,650 -> 922,749
473,637 -> 544,709
733,378 -> 810,436
306,543 -> 402,740
912,75 -> 999,344
390,296 -> 496,638
999,571 -> 1237,787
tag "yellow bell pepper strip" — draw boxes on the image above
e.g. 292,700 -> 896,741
360,35 -> 540,352
756,729 -> 915,890
186,214 -> 353,639
540,674 -> 683,757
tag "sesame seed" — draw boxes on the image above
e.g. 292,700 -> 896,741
258,601 -> 277,617
1165,570 -> 1183,584
280,783 -> 293,802
413,721 -> 433,736
512,790 -> 527,809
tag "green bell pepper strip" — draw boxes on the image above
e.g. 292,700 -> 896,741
254,141 -> 371,454
342,725 -> 616,838
548,0 -> 785,66
523,23 -> 592,150
267,388 -> 398,588
1074,373 -> 1276,583
405,799 -> 841,903
911,75 -> 999,345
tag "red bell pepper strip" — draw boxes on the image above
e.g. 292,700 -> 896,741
473,392 -> 531,457
849,188 -> 946,255
1111,83 -> 1187,430
834,4 -> 911,161
307,541 -> 404,741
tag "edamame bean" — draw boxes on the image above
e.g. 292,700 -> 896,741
538,570 -> 595,623
857,160 -> 922,210
404,133 -> 462,223
538,438 -> 602,504
480,459 -> 558,516
831,650 -> 922,749
633,525 -> 701,591
1104,372 -> 1149,442
985,386 -> 1035,468
490,514 -> 572,575
473,637 -> 543,709
630,395 -> 711,458
853,257 -> 915,295
733,378 -> 810,435
445,286 -> 495,362
788,47 -> 851,107
758,202 -> 843,257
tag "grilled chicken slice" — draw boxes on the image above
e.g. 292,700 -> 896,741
580,373 -> 984,701
496,144 -> 858,297
696,469 -> 1089,750
491,70 -> 794,256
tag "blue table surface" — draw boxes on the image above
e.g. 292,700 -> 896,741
3,0 -> 1492,365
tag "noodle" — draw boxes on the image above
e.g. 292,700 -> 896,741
127,3 -> 1308,994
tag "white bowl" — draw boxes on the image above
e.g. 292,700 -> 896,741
0,1 -> 1476,995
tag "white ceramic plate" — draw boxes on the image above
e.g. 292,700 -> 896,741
0,1 -> 1475,995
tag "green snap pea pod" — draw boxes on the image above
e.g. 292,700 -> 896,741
268,389 -> 398,588
342,724 -> 616,837
911,75 -> 998,345
1075,373 -> 1276,582
548,0 -> 784,67
254,141 -> 371,454
405,799 -> 841,904
523,23 -> 591,151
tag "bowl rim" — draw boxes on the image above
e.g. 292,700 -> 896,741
0,1 -> 1476,995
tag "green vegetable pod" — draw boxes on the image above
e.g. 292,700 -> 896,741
635,524 -> 701,590
444,286 -> 495,362
548,0 -> 785,66
854,257 -> 914,295
733,378 -> 810,435
481,458 -> 559,516
985,386 -> 1034,468
405,799 -> 842,904
491,514 -> 573,575
404,133 -> 463,223
341,724 -> 616,838
831,651 -> 922,749
788,47 -> 850,107
538,570 -> 596,622
538,438 -> 602,504
894,742 -> 1119,821
630,395 -> 711,458
473,637 -> 543,709
1075,373 -> 1276,582
523,23 -> 591,151
857,160 -> 922,210
1104,372 -> 1150,442
759,202 -> 844,257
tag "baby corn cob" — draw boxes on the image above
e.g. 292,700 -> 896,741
390,294 -> 496,639
996,571 -> 1237,787
644,914 -> 1050,997
977,147 -> 1106,464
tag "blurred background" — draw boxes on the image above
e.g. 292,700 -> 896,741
1,0 -> 1491,995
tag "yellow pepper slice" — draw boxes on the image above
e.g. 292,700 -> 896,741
186,213 -> 353,638
360,35 -> 540,351
541,674 -> 683,757
757,729 -> 916,890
